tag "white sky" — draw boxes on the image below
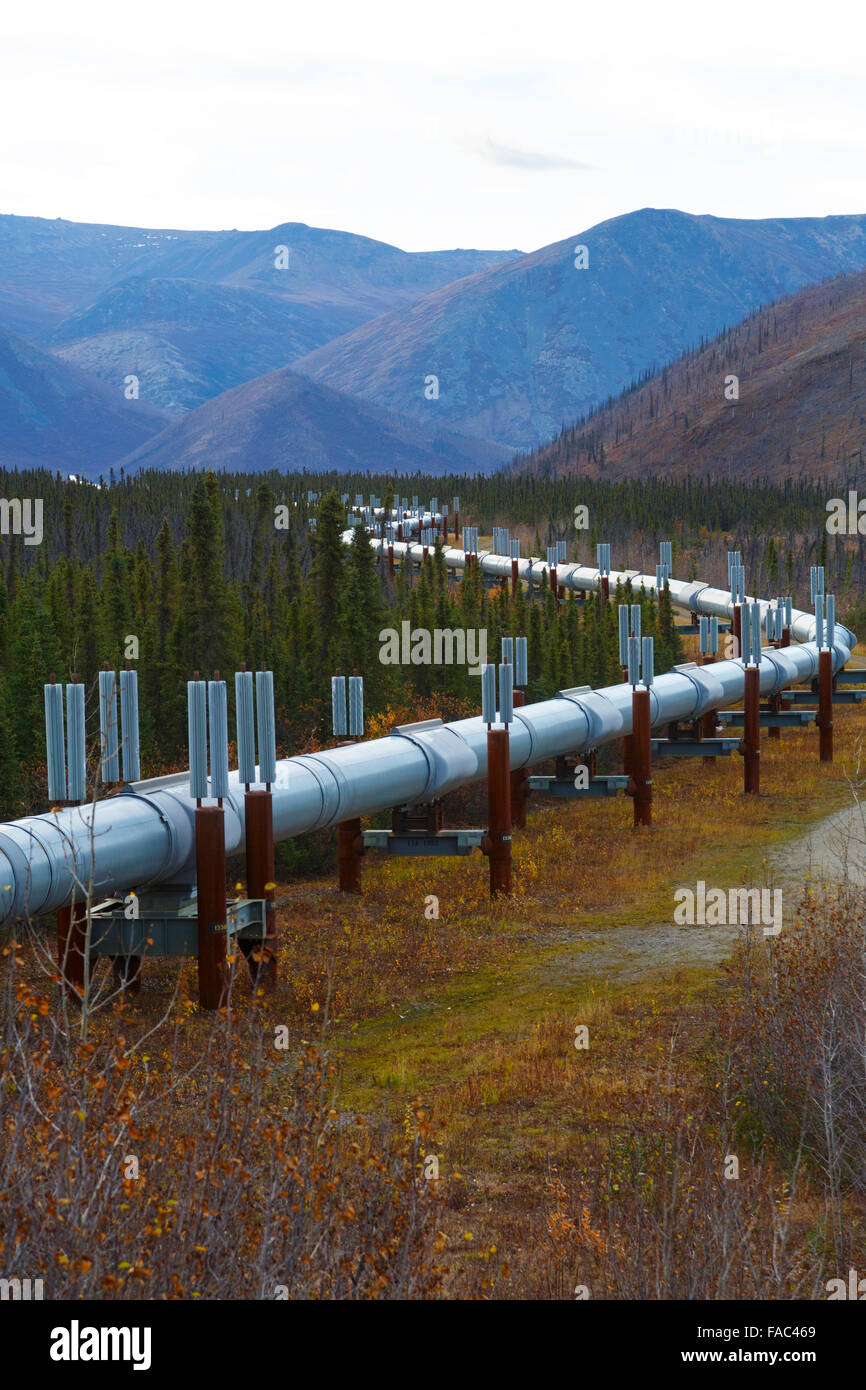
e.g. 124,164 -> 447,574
2,0 -> 866,252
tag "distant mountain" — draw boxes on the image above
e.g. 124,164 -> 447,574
292,208 -> 866,451
117,223 -> 522,318
49,277 -> 365,414
0,326 -> 166,473
516,267 -> 866,482
0,214 -> 521,343
117,367 -> 512,477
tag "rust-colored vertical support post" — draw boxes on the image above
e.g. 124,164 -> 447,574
397,521 -> 404,543
768,622 -> 782,739
741,665 -> 760,795
510,688 -> 527,829
550,565 -> 558,597
601,575 -> 610,607
485,729 -> 512,897
732,604 -> 742,658
388,543 -> 395,577
244,788 -> 277,989
767,692 -> 781,742
195,804 -> 228,1010
57,901 -> 87,998
454,511 -> 460,544
510,768 -> 528,830
511,557 -> 518,598
629,687 -> 652,827
818,648 -> 834,763
338,817 -> 363,893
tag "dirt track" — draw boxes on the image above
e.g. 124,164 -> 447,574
539,794 -> 866,988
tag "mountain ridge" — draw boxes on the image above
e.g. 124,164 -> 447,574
0,324 -> 167,472
515,265 -> 866,483
291,208 -> 866,451
116,365 -> 512,478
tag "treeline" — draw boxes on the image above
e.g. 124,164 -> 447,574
1,464 -> 859,623
0,465 -> 855,569
0,471 -> 685,821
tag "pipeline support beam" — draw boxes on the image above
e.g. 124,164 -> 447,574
484,729 -> 512,897
195,805 -> 228,1010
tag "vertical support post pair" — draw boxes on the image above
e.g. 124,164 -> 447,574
700,664 -> 718,761
738,604 -> 762,795
47,672 -> 85,998
766,603 -> 784,742
728,557 -> 746,660
335,674 -> 365,893
51,668 -> 140,999
598,543 -> 611,607
630,685 -> 652,827
338,819 -> 363,893
618,604 -> 642,779
699,615 -> 720,765
625,631 -> 653,827
510,688 -> 528,830
816,591 -> 835,763
818,649 -> 834,762
190,666 -> 280,1010
236,665 -> 278,989
547,548 -> 558,603
505,638 -> 528,831
195,798 -> 228,1010
779,598 -> 793,718
742,666 -> 761,795
621,670 -> 633,777
486,727 -> 512,896
189,673 -> 228,1010
56,902 -> 87,999
482,660 -> 514,897
510,538 -> 521,599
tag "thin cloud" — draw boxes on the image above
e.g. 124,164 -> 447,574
472,134 -> 597,172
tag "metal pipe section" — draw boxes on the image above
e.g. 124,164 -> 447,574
354,535 -> 856,652
360,508 -> 444,538
0,547 -> 856,926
